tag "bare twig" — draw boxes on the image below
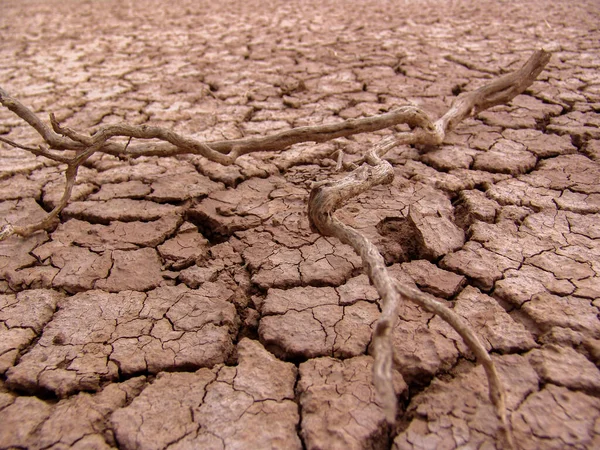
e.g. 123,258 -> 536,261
308,149 -> 398,421
306,151 -> 514,447
0,136 -> 71,163
0,87 -> 77,150
393,280 -> 514,448
434,49 -> 551,139
0,50 -> 548,241
305,51 -> 550,448
0,51 -> 550,448
373,49 -> 552,158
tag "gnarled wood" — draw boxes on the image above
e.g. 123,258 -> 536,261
1,50 -> 551,449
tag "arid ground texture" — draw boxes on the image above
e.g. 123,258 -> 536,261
1,0 -> 600,448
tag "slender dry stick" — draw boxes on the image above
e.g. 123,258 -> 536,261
308,149 -> 398,421
393,280 -> 514,448
307,154 -> 514,446
1,85 -> 433,161
371,49 -> 552,158
434,48 -> 551,140
0,50 -> 549,241
307,50 -> 550,448
0,49 -> 549,164
0,50 -> 550,447
0,87 -> 77,151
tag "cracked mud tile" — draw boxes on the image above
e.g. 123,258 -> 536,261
112,370 -> 219,450
0,173 -> 45,202
432,286 -> 537,354
440,241 -> 520,291
489,154 -> 600,211
89,180 -> 152,201
402,206 -> 465,261
96,248 -> 165,292
258,286 -> 341,359
391,317 -> 458,384
555,189 -> 600,214
472,139 -> 537,175
242,230 -> 361,289
0,149 -> 45,178
298,355 -> 406,450
520,292 -> 600,337
393,354 -> 539,450
339,180 -> 464,263
0,231 -> 48,292
502,128 -> 577,158
241,231 -> 303,289
93,161 -> 167,185
528,344 -> 600,393
519,209 -> 571,247
62,198 -> 182,224
547,110 -> 600,140
476,93 -> 563,129
189,155 -> 244,187
157,223 -> 210,270
187,176 -> 277,238
400,260 -> 466,299
234,153 -> 281,179
0,289 -> 63,374
494,264 -> 576,308
419,145 -> 476,172
524,154 -> 600,188
512,384 -> 600,450
178,239 -> 246,289
6,285 -> 238,396
403,160 -> 512,193
486,178 -> 561,210
298,237 -> 362,286
258,284 -> 381,360
42,179 -> 97,209
470,219 -> 556,260
453,189 -> 499,229
0,199 -> 49,285
336,273 -> 379,306
146,170 -> 223,203
4,264 -> 60,292
527,250 -> 595,281
49,245 -> 113,293
190,175 -> 311,244
585,139 -> 600,161
36,215 -> 182,253
112,283 -> 239,374
46,243 -> 165,294
0,376 -> 145,450
112,338 -> 300,450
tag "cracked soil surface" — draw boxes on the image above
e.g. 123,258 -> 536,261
1,0 -> 600,448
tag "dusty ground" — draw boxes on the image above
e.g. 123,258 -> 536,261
1,0 -> 600,448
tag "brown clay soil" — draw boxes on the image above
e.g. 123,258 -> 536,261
1,0 -> 600,448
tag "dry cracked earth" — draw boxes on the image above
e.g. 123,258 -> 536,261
1,0 -> 600,448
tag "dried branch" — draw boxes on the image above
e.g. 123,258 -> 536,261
308,149 -> 398,420
367,49 -> 552,160
306,151 -> 514,446
0,50 -> 548,242
306,50 -> 550,448
1,84 -> 433,162
434,49 -> 551,139
393,280 -> 514,448
0,50 -> 550,448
